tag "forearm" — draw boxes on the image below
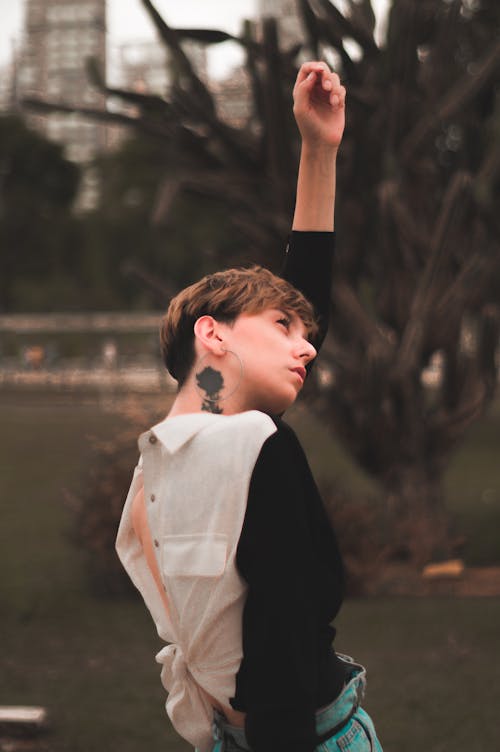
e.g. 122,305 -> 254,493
292,142 -> 338,232
281,231 -> 334,354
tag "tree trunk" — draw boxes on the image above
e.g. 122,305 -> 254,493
382,465 -> 455,567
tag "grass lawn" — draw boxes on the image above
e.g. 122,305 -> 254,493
1,391 -> 499,751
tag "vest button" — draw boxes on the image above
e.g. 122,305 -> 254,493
150,493 -> 156,502
148,434 -> 157,444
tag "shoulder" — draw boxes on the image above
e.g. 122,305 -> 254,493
196,413 -> 306,474
253,415 -> 306,465
187,411 -> 278,475
247,415 -> 310,495
205,410 -> 277,447
237,417 -> 314,573
229,409 -> 277,434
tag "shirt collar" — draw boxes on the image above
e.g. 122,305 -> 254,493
142,412 -> 223,454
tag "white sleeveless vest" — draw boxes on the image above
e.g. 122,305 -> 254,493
116,410 -> 277,751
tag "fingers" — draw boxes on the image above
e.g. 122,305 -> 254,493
294,60 -> 330,86
329,84 -> 346,109
294,61 -> 346,108
320,74 -> 346,107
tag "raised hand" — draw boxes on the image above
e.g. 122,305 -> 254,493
293,62 -> 346,150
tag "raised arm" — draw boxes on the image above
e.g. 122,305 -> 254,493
280,63 -> 345,354
292,62 -> 345,231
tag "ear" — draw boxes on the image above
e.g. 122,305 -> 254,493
193,316 -> 225,355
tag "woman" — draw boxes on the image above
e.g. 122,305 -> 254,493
116,62 -> 383,752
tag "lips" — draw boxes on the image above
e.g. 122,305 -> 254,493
290,366 -> 306,383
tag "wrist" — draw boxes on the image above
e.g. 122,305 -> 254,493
300,140 -> 339,160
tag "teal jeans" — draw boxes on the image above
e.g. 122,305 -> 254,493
207,655 -> 383,751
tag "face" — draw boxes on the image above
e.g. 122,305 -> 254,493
224,307 -> 317,414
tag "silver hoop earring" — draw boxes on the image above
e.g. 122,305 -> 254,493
220,348 -> 244,400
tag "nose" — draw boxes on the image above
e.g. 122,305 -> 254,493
296,338 -> 317,365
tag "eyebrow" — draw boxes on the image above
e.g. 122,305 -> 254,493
275,308 -> 308,339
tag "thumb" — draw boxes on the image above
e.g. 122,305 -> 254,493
294,70 -> 316,103
304,71 -> 317,88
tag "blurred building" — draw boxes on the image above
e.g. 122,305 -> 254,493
105,39 -> 170,152
211,67 -> 253,129
0,60 -> 16,112
114,41 -> 170,97
258,0 -> 303,48
113,39 -> 208,94
17,0 -> 107,210
211,0 -> 304,130
106,38 -> 208,150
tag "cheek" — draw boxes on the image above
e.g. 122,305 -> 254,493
230,323 -> 287,378
251,339 -> 284,372
231,327 -> 267,362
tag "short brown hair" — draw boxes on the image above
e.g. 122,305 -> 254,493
160,265 -> 318,386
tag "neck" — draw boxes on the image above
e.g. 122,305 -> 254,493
168,378 -> 248,418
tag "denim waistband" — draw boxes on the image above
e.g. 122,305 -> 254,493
212,654 -> 366,751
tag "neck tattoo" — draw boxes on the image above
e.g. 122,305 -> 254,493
196,366 -> 224,414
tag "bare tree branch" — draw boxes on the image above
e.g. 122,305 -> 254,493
139,0 -> 217,115
394,172 -> 472,375
401,38 -> 500,161
312,0 -> 379,55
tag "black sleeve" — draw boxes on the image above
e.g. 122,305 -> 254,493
233,428 -> 319,752
281,230 -> 335,354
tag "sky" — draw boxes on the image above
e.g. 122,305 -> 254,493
0,0 -> 388,79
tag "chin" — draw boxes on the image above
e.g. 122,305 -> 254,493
262,391 -> 297,416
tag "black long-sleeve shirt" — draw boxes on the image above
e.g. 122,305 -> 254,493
230,232 -> 347,752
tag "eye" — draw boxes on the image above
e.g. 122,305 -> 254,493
276,315 -> 291,330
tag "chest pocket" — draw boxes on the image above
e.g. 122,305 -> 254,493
161,533 -> 227,578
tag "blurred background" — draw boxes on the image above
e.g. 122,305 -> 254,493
1,0 -> 499,750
